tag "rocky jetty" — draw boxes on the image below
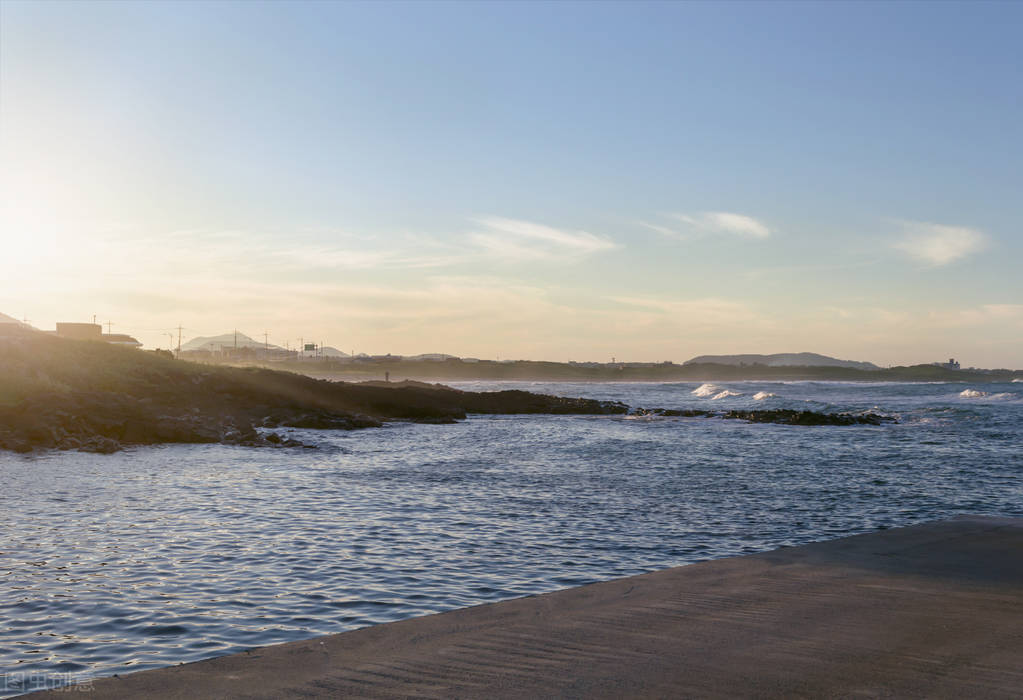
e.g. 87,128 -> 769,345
0,331 -> 626,454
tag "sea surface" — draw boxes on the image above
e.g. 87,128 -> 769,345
2,380 -> 1021,695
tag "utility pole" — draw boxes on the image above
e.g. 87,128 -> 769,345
105,320 -> 113,334
234,329 -> 238,350
92,314 -> 97,325
176,325 -> 184,356
299,337 -> 304,360
263,331 -> 269,355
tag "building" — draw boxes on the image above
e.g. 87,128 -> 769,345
55,323 -> 103,341
54,322 -> 142,348
933,358 -> 961,370
103,333 -> 143,348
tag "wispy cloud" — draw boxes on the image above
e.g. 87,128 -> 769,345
158,218 -> 616,272
274,244 -> 467,271
673,211 -> 771,238
468,217 -> 617,261
927,303 -> 1023,328
891,220 -> 987,266
641,211 -> 772,240
607,295 -> 762,325
637,221 -> 682,238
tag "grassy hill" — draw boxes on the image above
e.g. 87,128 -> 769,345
0,327 -> 625,453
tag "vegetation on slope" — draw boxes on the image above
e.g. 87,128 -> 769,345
0,328 -> 626,453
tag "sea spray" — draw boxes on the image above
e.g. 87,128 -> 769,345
692,383 -> 721,397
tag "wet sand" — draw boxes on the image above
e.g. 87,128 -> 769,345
32,516 -> 1023,698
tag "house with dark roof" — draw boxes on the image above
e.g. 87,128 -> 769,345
53,322 -> 142,348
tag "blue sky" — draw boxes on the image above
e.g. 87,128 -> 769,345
1,1 -> 1021,366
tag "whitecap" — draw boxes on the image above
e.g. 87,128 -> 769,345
712,390 -> 742,400
691,383 -> 721,397
752,391 -> 775,401
959,389 -> 987,398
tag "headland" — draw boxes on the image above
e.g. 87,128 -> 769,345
0,327 -> 625,453
0,328 -> 909,454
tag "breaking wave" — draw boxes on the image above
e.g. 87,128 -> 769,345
712,390 -> 743,400
753,391 -> 775,401
691,383 -> 721,397
959,389 -> 1018,400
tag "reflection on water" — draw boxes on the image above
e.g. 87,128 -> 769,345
1,381 -> 1021,695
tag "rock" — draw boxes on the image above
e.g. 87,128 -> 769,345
722,409 -> 897,426
80,437 -> 121,454
631,407 -> 896,426
635,408 -> 712,418
283,412 -> 352,429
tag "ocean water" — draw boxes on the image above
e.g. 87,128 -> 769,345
1,380 -> 1021,695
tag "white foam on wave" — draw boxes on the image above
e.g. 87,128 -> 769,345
752,391 -> 775,401
691,383 -> 721,397
712,390 -> 743,400
960,389 -> 1019,400
1013,378 -> 1022,383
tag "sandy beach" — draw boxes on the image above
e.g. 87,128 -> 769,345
28,515 -> 1023,699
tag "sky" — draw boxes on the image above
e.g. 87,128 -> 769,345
1,1 -> 1021,367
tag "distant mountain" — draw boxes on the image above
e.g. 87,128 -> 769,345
182,333 -> 351,356
181,332 -> 283,352
683,352 -> 880,370
402,353 -> 457,362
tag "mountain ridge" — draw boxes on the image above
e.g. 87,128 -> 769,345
683,352 -> 880,370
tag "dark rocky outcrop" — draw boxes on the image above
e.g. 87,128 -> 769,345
634,407 -> 897,426
722,409 -> 896,426
0,334 -> 627,454
634,408 -> 712,418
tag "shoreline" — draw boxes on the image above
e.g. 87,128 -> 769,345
0,330 -> 627,454
29,516 -> 1023,698
249,366 -> 1023,384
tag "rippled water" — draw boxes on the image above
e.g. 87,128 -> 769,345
2,380 -> 1021,695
